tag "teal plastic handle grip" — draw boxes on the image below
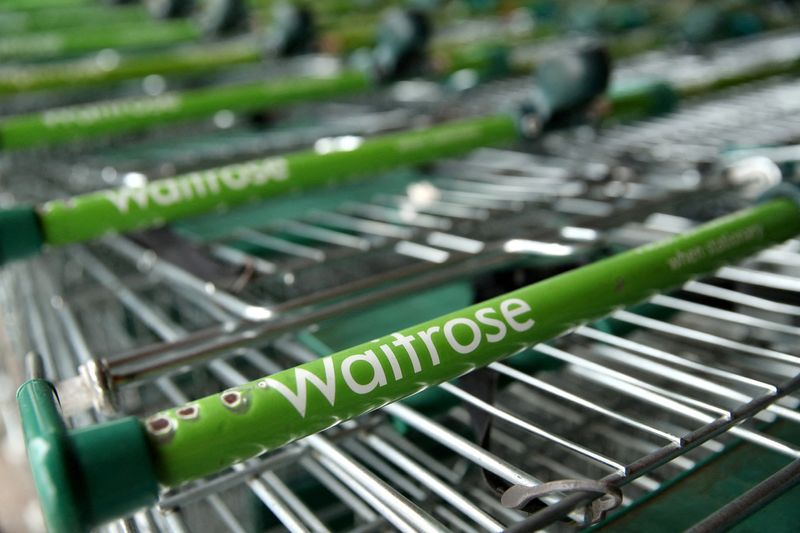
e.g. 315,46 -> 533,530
0,206 -> 44,265
17,379 -> 158,533
145,196 -> 800,486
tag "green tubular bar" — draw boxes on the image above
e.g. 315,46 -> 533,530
148,196 -> 800,486
0,19 -> 200,61
606,48 -> 800,123
0,111 -> 517,264
0,20 -> 369,96
18,192 -> 800,531
0,6 -> 621,96
3,15 -> 797,148
0,14 -> 515,150
0,4 -> 440,96
39,113 -> 517,243
0,4 -> 148,34
0,0 -> 92,10
0,46 -> 610,265
0,4 -> 530,96
0,39 -> 264,96
0,69 -> 374,149
0,6 -> 433,147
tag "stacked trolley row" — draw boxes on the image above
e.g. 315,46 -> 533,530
4,1 -> 800,533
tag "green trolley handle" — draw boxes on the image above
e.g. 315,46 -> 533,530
0,0 -> 253,56
0,18 -> 201,62
0,38 -> 264,96
0,7 -> 434,150
17,190 -> 800,531
0,0 -> 92,10
0,45 -> 611,266
0,3 -> 149,34
0,1 -> 673,97
0,8 -> 483,151
0,68 -> 375,150
0,4 -> 386,96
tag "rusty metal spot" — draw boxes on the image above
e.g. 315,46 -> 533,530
146,414 -> 175,443
220,390 -> 248,412
176,404 -> 199,421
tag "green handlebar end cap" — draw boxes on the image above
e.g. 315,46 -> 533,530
17,379 -> 159,532
0,206 -> 44,265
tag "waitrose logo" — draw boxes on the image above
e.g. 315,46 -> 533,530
104,158 -> 289,213
41,93 -> 182,128
262,297 -> 536,417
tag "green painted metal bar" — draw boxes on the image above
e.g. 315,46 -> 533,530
0,113 -> 518,264
4,12 -> 796,147
0,45 -> 610,266
0,18 -> 505,97
0,18 -> 201,61
0,39 -> 263,96
0,24 -> 624,151
0,0 -> 92,10
0,13 -> 381,96
607,51 -> 800,122
2,1 -> 680,99
680,55 -> 800,99
0,6 -> 536,96
0,69 -> 373,149
0,113 -> 500,257
0,5 -> 512,95
0,3 -> 149,34
144,196 -> 800,486
0,1 -> 769,97
18,192 -> 800,529
41,113 -> 518,244
0,7 -> 434,145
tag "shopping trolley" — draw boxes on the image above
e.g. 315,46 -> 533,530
5,3 -> 800,533
9,79 -> 800,533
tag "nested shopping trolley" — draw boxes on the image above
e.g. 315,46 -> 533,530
5,8 -> 800,533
